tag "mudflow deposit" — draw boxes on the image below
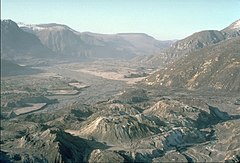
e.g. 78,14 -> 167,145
1,19 -> 240,162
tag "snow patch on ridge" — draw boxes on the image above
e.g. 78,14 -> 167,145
17,22 -> 78,33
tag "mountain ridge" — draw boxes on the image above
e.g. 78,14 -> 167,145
140,19 -> 240,67
18,21 -> 174,58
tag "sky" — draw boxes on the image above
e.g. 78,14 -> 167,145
2,0 -> 240,40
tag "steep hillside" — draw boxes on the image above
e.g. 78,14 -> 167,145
1,20 -> 55,61
145,37 -> 240,92
166,30 -> 225,58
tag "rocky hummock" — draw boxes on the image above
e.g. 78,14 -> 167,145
1,94 -> 239,162
112,88 -> 149,104
88,149 -> 126,163
143,99 -> 230,128
1,127 -> 92,162
65,96 -> 233,148
66,113 -> 163,145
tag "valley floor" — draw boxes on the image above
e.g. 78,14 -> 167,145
1,59 -> 240,162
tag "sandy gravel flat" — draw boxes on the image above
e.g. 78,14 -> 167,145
14,103 -> 47,115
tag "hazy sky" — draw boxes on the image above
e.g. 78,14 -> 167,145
2,0 -> 240,40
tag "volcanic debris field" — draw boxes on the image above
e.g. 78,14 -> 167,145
1,59 -> 240,163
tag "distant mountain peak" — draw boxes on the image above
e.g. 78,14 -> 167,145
221,19 -> 240,39
222,19 -> 240,31
229,19 -> 240,29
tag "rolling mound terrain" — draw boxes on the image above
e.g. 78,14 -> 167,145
1,86 -> 239,162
